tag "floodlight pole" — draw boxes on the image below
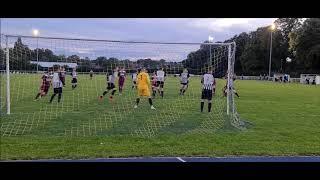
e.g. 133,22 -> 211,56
6,36 -> 10,115
209,44 -> 212,70
268,30 -> 273,80
36,37 -> 39,72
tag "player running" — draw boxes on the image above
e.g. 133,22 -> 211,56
89,69 -> 93,80
156,67 -> 166,98
99,70 -> 117,101
118,67 -> 126,95
71,68 -> 78,90
134,68 -> 156,110
151,71 -> 158,98
49,66 -> 64,103
200,69 -> 215,112
34,72 -> 51,101
179,68 -> 190,96
131,70 -> 138,89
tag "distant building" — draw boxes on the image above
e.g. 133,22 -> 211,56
30,61 -> 78,71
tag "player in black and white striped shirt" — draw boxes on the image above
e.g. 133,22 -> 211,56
99,70 -> 117,101
71,68 -> 78,90
200,69 -> 215,112
156,68 -> 166,98
179,68 -> 190,95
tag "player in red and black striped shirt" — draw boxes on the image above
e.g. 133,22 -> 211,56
34,73 -> 51,101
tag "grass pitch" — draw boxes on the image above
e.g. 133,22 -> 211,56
1,74 -> 320,160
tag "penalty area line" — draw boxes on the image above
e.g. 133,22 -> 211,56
176,157 -> 186,162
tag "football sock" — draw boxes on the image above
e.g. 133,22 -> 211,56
201,102 -> 204,112
208,102 -> 212,112
35,93 -> 41,99
148,98 -> 153,106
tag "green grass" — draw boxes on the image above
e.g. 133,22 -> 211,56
1,74 -> 320,160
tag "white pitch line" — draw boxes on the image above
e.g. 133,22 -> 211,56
177,157 -> 186,162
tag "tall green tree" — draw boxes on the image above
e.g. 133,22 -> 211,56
291,18 -> 320,73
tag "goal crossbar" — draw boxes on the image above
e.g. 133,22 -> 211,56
4,34 -> 234,46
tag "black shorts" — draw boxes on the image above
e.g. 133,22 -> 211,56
133,81 -> 136,84
201,89 -> 213,100
72,78 -> 77,84
90,74 -> 93,77
107,83 -> 115,90
181,82 -> 188,86
157,81 -> 164,88
54,87 -> 62,94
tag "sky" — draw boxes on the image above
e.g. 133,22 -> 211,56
0,18 -> 277,61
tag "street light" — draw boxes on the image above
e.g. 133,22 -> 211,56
268,23 -> 276,80
208,36 -> 214,71
32,29 -> 39,72
208,36 -> 214,43
32,29 -> 39,37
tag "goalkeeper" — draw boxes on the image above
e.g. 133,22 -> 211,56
134,68 -> 156,110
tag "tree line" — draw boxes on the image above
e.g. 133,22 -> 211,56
223,18 -> 320,77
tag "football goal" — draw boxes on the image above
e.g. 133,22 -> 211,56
0,34 -> 247,137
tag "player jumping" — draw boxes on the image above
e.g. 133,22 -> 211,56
118,67 -> 126,95
179,68 -> 190,96
34,72 -> 51,101
99,70 -> 117,101
201,69 -> 215,112
156,67 -> 166,98
134,68 -> 156,110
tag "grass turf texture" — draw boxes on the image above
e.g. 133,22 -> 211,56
1,74 -> 320,160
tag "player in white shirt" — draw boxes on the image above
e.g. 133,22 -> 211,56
49,66 -> 64,103
71,68 -> 78,90
89,70 -> 94,80
131,70 -> 138,89
201,69 -> 215,112
156,68 -> 166,98
179,68 -> 190,96
99,70 -> 117,101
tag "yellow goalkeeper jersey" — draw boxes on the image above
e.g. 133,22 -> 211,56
137,72 -> 150,89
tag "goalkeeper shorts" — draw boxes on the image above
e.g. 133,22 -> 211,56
138,88 -> 151,97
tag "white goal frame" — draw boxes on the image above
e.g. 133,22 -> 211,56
2,34 -> 238,128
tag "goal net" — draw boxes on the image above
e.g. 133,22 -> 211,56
0,35 -> 246,138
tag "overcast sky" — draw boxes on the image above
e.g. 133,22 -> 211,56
1,18 -> 277,61
1,18 -> 277,42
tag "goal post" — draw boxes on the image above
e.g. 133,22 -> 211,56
1,34 -> 248,137
6,35 -> 10,115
